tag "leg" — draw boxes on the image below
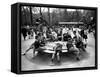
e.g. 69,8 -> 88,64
33,47 -> 41,57
74,48 -> 80,61
81,46 -> 86,52
23,35 -> 26,40
28,35 -> 30,39
50,53 -> 55,65
51,53 -> 55,62
57,52 -> 61,63
85,38 -> 87,46
22,47 -> 32,56
22,43 -> 34,55
33,46 -> 36,57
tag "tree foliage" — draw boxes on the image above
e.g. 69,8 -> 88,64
21,6 -> 96,27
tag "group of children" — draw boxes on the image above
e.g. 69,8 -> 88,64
50,30 -> 87,65
22,25 -> 88,65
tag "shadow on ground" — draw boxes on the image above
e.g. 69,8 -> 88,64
24,50 -> 89,66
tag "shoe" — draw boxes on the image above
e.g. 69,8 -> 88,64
57,60 -> 61,65
76,57 -> 80,61
22,53 -> 26,56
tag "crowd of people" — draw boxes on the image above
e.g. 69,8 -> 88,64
22,23 -> 95,65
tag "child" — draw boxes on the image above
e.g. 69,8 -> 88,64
22,36 -> 42,57
80,29 -> 88,48
51,43 -> 63,65
66,38 -> 73,51
74,34 -> 86,52
66,38 -> 80,61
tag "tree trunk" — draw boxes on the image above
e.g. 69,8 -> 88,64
48,8 -> 50,26
29,6 -> 33,26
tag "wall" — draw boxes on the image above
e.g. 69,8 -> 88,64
0,0 -> 99,77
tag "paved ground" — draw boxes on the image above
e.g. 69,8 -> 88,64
21,33 -> 95,71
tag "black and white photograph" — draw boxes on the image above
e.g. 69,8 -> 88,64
20,4 -> 97,71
